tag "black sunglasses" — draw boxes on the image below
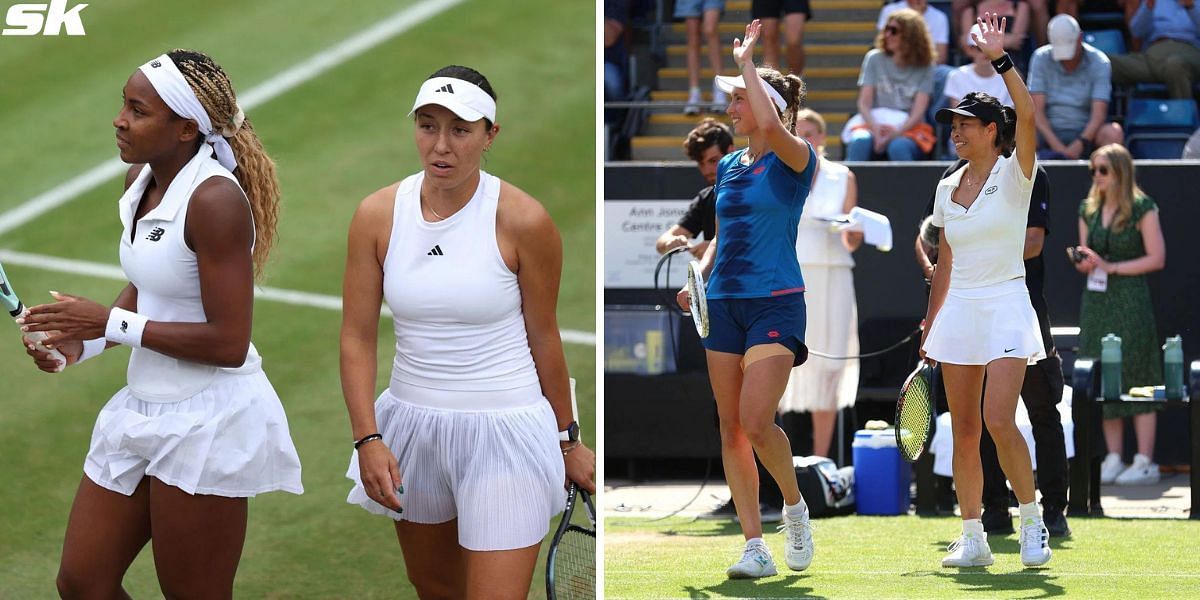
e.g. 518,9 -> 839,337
1089,164 -> 1110,176
885,25 -> 899,35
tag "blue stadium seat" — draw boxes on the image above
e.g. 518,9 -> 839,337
1125,99 -> 1200,159
1083,29 -> 1126,57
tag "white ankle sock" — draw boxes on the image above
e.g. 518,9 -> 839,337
962,518 -> 985,537
1018,501 -> 1040,524
784,500 -> 808,517
746,536 -> 765,547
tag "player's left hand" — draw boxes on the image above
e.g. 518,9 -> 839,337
563,441 -> 596,494
733,19 -> 762,68
20,291 -> 109,343
973,12 -> 1008,61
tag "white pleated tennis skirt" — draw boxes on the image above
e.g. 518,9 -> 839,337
345,381 -> 566,551
84,368 -> 304,497
923,278 -> 1046,366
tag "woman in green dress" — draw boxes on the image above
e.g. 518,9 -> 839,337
1074,144 -> 1167,486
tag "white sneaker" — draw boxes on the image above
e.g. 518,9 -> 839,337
684,87 -> 702,115
1019,517 -> 1052,567
778,510 -> 814,571
941,533 -> 994,567
1115,453 -> 1160,485
1100,452 -> 1125,484
726,540 -> 777,579
710,84 -> 728,112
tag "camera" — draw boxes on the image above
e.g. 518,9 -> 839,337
1066,246 -> 1085,264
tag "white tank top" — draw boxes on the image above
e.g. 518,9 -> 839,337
118,146 -> 261,402
796,158 -> 855,268
384,171 -> 540,393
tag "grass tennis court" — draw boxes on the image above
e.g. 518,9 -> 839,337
0,0 -> 594,597
605,515 -> 1200,599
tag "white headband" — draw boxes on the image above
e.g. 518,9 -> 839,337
139,54 -> 240,171
713,74 -> 789,113
408,76 -> 497,123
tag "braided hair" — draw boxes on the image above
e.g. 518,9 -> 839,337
168,49 -> 280,279
757,67 -> 807,135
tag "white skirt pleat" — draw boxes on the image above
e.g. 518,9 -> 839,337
346,384 -> 566,551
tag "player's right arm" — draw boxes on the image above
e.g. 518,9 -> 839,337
341,184 -> 402,512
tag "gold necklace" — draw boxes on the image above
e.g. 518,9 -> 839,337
423,197 -> 446,221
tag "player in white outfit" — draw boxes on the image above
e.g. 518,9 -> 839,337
20,50 -> 302,598
341,65 -> 596,599
921,14 -> 1052,569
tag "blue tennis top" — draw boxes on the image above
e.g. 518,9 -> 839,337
708,144 -> 816,299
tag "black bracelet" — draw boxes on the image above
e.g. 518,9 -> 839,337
990,53 -> 1014,75
354,433 -> 383,450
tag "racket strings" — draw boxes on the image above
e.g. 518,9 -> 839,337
552,528 -> 596,600
897,370 -> 933,459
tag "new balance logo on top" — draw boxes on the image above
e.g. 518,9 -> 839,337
427,245 -> 444,256
435,84 -> 454,93
146,227 -> 165,242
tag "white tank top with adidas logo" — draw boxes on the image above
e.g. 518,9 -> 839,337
117,146 -> 261,403
383,170 -> 539,393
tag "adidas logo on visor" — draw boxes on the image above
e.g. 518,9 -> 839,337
435,84 -> 454,93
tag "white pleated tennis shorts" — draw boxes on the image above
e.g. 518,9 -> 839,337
923,278 -> 1046,366
345,381 -> 567,551
84,368 -> 304,497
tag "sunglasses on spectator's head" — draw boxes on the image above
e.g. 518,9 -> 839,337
1089,164 -> 1110,176
885,25 -> 899,35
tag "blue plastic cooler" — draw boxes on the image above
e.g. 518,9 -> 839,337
852,429 -> 910,515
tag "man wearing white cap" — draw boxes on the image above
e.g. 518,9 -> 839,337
1028,14 -> 1124,159
1110,0 -> 1200,99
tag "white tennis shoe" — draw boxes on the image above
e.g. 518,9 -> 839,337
1100,452 -> 1125,484
726,540 -> 777,579
1115,453 -> 1160,485
942,533 -> 994,567
778,510 -> 814,571
1019,517 -> 1053,566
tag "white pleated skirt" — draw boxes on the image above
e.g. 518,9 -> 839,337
779,264 -> 860,413
84,368 -> 304,497
345,382 -> 566,551
923,278 -> 1046,366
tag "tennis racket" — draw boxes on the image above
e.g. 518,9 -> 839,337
546,483 -> 596,600
895,361 -> 934,462
0,261 -> 66,371
686,260 -> 709,338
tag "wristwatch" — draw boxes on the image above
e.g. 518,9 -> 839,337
559,421 -> 580,443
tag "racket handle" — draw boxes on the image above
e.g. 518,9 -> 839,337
15,313 -> 66,372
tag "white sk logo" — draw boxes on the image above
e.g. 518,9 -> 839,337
2,1 -> 88,36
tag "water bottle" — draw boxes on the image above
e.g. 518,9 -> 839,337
1163,335 -> 1184,400
1101,333 -> 1122,401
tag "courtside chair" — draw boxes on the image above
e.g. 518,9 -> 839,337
1125,98 -> 1200,159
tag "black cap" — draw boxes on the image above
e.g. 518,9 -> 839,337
934,97 -> 1005,125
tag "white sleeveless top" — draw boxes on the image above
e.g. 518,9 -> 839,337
383,171 -> 540,393
796,158 -> 855,268
118,146 -> 261,403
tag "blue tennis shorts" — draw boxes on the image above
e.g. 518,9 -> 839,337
674,0 -> 725,18
703,293 -> 808,366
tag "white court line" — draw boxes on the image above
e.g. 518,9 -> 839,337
0,0 -> 464,237
0,249 -> 596,346
605,569 -> 1200,578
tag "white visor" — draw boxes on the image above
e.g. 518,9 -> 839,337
408,76 -> 497,123
714,74 -> 788,113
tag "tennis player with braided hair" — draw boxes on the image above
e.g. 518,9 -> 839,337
19,50 -> 302,597
676,19 -> 816,579
341,65 -> 595,599
921,13 -> 1052,568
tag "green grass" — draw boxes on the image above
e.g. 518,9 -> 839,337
0,0 -> 594,597
605,515 -> 1200,599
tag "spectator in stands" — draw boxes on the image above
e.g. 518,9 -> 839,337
752,0 -> 812,74
656,118 -> 734,257
779,109 -> 862,462
1029,14 -> 1125,159
880,0 -> 951,63
847,9 -> 938,161
1073,144 -> 1167,486
961,1 -> 1031,56
1110,0 -> 1200,99
604,0 -> 630,113
679,0 -> 729,115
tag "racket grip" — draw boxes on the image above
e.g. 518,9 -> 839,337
15,314 -> 66,372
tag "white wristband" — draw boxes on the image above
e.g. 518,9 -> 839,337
105,308 -> 148,347
76,337 -> 107,364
